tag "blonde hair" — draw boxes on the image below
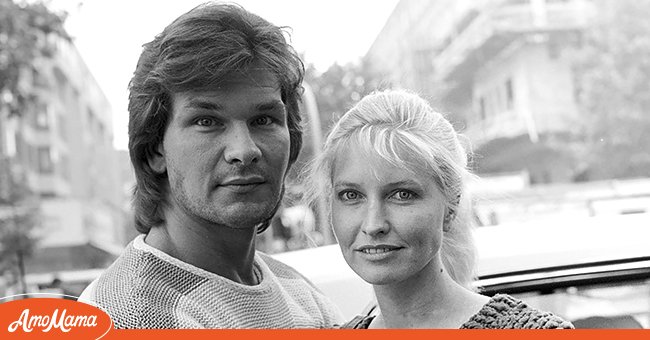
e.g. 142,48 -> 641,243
305,89 -> 478,289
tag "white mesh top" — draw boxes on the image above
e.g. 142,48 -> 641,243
79,235 -> 343,329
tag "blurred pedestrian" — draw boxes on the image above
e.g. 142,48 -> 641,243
306,89 -> 573,329
78,2 -> 341,328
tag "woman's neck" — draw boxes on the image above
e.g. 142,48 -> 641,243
370,261 -> 488,329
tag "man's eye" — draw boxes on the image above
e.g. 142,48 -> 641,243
196,118 -> 216,127
338,190 -> 360,201
253,116 -> 272,126
390,190 -> 414,201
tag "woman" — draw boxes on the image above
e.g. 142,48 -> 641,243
306,90 -> 573,329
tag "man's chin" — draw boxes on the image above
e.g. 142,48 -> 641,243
215,203 -> 276,228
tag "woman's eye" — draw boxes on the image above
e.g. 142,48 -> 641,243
339,191 -> 360,201
391,190 -> 414,201
254,116 -> 272,126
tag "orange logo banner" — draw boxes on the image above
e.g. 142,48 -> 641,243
0,296 -> 113,339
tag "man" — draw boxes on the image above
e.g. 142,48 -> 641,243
79,2 -> 342,328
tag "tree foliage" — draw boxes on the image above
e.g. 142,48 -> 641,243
0,0 -> 67,117
0,0 -> 64,292
0,205 -> 39,270
288,58 -> 390,178
572,0 -> 650,180
305,59 -> 391,133
0,157 -> 40,293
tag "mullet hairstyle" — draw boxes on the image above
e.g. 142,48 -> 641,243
128,2 -> 304,234
305,89 -> 479,289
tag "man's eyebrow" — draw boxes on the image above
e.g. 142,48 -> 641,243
256,99 -> 286,112
184,99 -> 284,112
185,99 -> 223,111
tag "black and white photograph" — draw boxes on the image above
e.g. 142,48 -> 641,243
1,0 -> 649,329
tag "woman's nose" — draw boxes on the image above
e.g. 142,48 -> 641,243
361,202 -> 389,236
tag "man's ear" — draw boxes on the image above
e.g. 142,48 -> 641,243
147,143 -> 167,174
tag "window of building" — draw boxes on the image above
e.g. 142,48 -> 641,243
495,87 -> 505,114
31,67 -> 48,88
57,111 -> 67,142
479,96 -> 487,120
60,154 -> 70,182
40,192 -> 57,198
27,144 -> 38,172
97,121 -> 105,143
14,131 -> 28,167
35,104 -> 50,130
487,89 -> 497,117
548,39 -> 561,60
37,146 -> 54,174
87,108 -> 96,135
505,78 -> 514,110
53,66 -> 69,102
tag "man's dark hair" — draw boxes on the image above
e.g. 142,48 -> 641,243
127,2 -> 304,233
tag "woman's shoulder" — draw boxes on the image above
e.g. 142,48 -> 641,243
461,294 -> 574,329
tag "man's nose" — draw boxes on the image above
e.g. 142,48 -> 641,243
361,201 -> 389,236
223,123 -> 262,165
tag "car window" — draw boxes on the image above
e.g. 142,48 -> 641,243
513,279 -> 650,328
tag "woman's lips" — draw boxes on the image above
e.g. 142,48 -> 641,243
356,244 -> 403,255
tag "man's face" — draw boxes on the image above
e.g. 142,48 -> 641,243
150,69 -> 290,229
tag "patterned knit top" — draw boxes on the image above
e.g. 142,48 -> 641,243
341,294 -> 574,329
79,235 -> 343,329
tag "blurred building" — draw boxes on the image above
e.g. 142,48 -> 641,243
365,0 -> 595,183
116,149 -> 139,244
472,176 -> 650,226
0,34 -> 126,292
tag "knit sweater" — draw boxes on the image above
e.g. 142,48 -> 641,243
78,235 -> 342,329
341,294 -> 574,329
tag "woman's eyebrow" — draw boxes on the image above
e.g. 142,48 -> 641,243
387,179 -> 422,187
333,181 -> 361,189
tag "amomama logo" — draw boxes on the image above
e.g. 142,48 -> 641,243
0,296 -> 112,339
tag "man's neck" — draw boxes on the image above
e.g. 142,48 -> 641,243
144,217 -> 260,286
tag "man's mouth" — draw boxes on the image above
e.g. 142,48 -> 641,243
221,176 -> 265,186
219,176 -> 266,193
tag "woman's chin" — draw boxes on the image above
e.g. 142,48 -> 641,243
355,269 -> 402,286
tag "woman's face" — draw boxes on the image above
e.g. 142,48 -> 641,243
331,146 -> 448,285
